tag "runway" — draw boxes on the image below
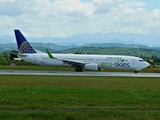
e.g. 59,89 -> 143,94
0,70 -> 160,77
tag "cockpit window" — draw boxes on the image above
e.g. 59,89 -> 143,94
139,60 -> 144,62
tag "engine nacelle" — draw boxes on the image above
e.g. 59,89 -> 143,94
84,63 -> 98,71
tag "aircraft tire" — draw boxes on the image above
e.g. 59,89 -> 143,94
134,70 -> 138,73
75,67 -> 83,72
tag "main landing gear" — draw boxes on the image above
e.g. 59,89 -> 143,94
134,70 -> 138,73
75,67 -> 83,72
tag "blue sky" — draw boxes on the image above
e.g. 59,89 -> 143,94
82,0 -> 92,1
80,0 -> 160,11
141,0 -> 160,11
82,0 -> 160,11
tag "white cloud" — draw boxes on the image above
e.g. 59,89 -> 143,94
0,0 -> 160,38
152,8 -> 160,19
52,0 -> 94,17
0,0 -> 14,3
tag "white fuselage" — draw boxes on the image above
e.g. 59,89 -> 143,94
18,53 -> 150,71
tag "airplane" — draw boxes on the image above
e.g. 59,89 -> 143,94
14,29 -> 150,73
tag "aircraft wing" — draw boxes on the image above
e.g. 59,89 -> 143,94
46,49 -> 86,67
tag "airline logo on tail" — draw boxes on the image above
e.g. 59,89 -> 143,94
14,30 -> 36,54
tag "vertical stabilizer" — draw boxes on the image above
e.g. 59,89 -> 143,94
14,30 -> 36,54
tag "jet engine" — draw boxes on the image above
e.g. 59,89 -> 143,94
84,63 -> 98,71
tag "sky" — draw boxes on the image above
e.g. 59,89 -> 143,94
0,0 -> 160,39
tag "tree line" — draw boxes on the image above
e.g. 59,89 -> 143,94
0,51 -> 36,66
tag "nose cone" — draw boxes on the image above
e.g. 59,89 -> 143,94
144,62 -> 150,68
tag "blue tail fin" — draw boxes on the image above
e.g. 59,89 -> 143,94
14,30 -> 36,54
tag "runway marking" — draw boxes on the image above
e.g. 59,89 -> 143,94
0,70 -> 160,77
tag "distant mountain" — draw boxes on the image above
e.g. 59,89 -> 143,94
0,43 -> 78,53
0,35 -> 15,43
1,32 -> 160,47
1,42 -> 159,53
62,47 -> 160,58
31,43 -> 78,53
82,43 -> 150,49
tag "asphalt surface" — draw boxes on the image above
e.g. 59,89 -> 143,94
0,70 -> 160,77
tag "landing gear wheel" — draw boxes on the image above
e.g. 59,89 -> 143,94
75,68 -> 78,72
134,70 -> 138,73
75,67 -> 83,72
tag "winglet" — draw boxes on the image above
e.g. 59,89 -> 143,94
46,49 -> 54,59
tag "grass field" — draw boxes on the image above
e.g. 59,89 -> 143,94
0,75 -> 160,120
